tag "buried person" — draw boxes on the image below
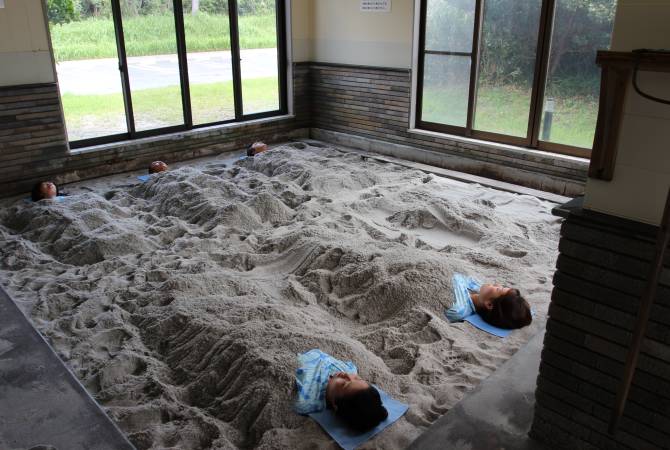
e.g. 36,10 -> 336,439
295,349 -> 388,432
446,273 -> 532,329
149,160 -> 169,174
31,181 -> 60,202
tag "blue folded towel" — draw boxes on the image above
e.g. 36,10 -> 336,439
308,387 -> 408,450
463,313 -> 512,338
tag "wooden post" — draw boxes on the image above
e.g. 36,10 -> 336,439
609,187 -> 670,433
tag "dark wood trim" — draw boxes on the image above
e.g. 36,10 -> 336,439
529,0 -> 556,146
589,66 -> 631,180
111,0 -> 134,135
228,0 -> 244,118
538,140 -> 591,159
596,50 -> 670,73
173,0 -> 192,128
276,0 -> 289,115
425,50 -> 472,57
307,61 -> 411,73
0,82 -> 59,92
609,188 -> 670,433
466,0 -> 483,134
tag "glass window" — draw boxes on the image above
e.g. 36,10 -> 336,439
238,1 -> 280,115
184,0 -> 236,125
121,2 -> 184,131
49,0 -> 127,141
48,0 -> 286,147
539,0 -> 617,148
417,0 -> 618,155
474,0 -> 543,137
422,55 -> 472,127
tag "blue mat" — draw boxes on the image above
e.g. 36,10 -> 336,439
463,313 -> 512,338
25,196 -> 68,204
308,387 -> 408,450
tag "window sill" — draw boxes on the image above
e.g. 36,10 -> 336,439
70,114 -> 296,156
407,127 -> 589,170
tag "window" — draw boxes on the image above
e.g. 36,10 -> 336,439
416,0 -> 617,157
48,0 -> 287,148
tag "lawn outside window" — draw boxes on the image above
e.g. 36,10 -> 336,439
415,0 -> 617,158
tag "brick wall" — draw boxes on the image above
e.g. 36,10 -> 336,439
307,62 -> 588,196
0,64 -> 310,197
530,198 -> 670,450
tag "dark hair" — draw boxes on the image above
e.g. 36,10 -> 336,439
478,289 -> 532,329
31,182 -> 59,202
335,385 -> 388,432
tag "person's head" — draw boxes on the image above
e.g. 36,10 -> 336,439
326,372 -> 388,431
149,161 -> 168,174
475,284 -> 532,329
31,181 -> 58,202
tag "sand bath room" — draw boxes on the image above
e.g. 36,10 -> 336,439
0,0 -> 669,449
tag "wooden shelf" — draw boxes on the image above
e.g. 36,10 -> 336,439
589,51 -> 670,180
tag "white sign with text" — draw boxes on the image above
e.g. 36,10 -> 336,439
361,0 -> 391,12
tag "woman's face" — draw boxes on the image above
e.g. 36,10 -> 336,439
326,372 -> 369,409
478,284 -> 515,310
39,182 -> 57,199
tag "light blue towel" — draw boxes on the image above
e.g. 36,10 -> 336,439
464,314 -> 512,338
309,387 -> 408,450
294,349 -> 357,415
446,273 -> 512,338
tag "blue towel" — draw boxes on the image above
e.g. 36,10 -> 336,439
463,313 -> 512,338
137,174 -> 152,182
308,387 -> 408,450
25,196 -> 68,204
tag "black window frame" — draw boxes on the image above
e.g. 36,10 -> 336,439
65,0 -> 288,150
416,0 -> 592,158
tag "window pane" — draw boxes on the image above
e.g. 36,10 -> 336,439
425,0 -> 476,53
183,1 -> 235,125
122,4 -> 184,131
540,0 -> 617,149
474,0 -> 543,138
421,54 -> 471,127
49,1 -> 127,141
238,2 -> 280,115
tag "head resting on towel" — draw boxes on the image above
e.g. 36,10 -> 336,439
472,284 -> 532,329
31,181 -> 59,202
326,372 -> 388,431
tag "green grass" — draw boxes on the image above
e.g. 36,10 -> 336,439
61,77 -> 279,141
50,13 -> 277,62
423,84 -> 598,149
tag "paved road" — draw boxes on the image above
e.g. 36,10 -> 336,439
56,48 -> 279,95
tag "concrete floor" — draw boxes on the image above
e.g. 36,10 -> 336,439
0,287 -> 134,450
408,331 -> 549,450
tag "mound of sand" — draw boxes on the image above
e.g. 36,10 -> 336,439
0,143 -> 561,449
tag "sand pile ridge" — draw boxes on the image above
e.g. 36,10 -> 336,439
0,143 -> 561,449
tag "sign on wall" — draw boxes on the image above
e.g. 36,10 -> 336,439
361,0 -> 391,12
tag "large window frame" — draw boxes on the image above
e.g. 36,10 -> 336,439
415,0 -> 592,158
65,0 -> 288,150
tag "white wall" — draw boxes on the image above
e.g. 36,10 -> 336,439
311,0 -> 414,68
291,0 -> 314,61
0,0 -> 55,87
583,0 -> 670,226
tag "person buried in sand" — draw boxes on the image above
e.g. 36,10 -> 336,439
294,349 -> 388,432
447,273 -> 532,329
31,181 -> 59,202
149,160 -> 169,174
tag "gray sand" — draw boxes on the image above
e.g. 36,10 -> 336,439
0,143 -> 561,449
